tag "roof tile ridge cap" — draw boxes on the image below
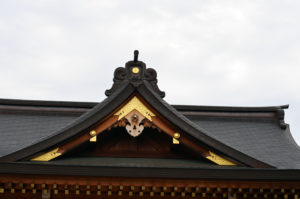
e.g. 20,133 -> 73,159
172,104 -> 290,112
105,51 -> 165,98
0,98 -> 98,108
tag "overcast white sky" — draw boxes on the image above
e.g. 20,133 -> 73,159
0,1 -> 299,145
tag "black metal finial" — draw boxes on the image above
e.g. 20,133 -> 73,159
134,50 -> 139,62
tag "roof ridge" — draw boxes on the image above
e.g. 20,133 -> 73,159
0,98 -> 288,112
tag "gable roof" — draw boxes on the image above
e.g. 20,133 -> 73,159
0,51 -> 299,170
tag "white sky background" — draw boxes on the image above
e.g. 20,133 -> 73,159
0,0 -> 299,145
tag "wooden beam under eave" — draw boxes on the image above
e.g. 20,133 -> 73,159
30,115 -> 119,161
151,116 -> 236,166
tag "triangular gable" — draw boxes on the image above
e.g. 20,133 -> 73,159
0,51 -> 272,168
30,94 -> 234,165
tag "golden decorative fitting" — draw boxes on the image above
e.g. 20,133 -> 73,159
173,132 -> 180,144
120,185 -> 123,190
54,190 -> 58,194
192,192 -> 196,197
132,67 -> 139,74
32,189 -> 36,194
11,188 -> 15,193
139,192 -> 143,196
65,190 -> 69,195
42,189 -> 47,194
174,132 -> 180,139
129,191 -> 133,196
86,190 -> 91,195
115,96 -> 155,121
97,191 -> 101,195
76,190 -> 80,195
89,130 -> 97,142
141,186 -> 145,191
0,188 -> 4,193
108,191 -> 112,196
130,186 -> 134,190
150,192 -> 154,197
206,151 -> 236,165
89,136 -> 97,142
90,130 -> 96,136
31,148 -> 61,161
118,191 -> 122,196
181,192 -> 186,197
171,192 -> 175,197
22,189 -> 26,194
161,192 -> 165,196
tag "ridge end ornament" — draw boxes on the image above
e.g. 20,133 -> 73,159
105,50 -> 165,98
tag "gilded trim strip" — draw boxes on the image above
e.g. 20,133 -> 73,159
31,148 -> 61,161
206,151 -> 236,166
114,96 -> 155,121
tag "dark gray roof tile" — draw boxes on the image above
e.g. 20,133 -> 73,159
0,113 -> 79,157
189,117 -> 300,169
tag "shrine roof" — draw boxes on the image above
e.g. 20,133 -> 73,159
0,97 -> 299,169
0,51 -> 299,173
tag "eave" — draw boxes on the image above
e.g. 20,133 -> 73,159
0,81 -> 274,168
0,162 -> 299,181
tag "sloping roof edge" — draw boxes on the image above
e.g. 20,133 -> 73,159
0,82 -> 135,162
0,81 -> 275,168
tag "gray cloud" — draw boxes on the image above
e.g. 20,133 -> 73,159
0,0 -> 299,144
